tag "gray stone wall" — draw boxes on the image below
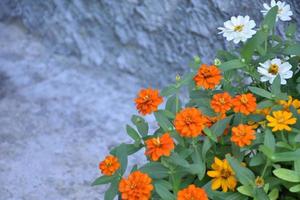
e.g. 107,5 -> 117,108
1,0 -> 299,86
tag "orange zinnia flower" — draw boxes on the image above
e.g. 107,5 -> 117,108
193,64 -> 222,89
177,184 -> 208,200
174,107 -> 207,137
119,171 -> 153,200
99,155 -> 120,176
135,88 -> 163,115
231,124 -> 256,147
232,93 -> 257,115
145,133 -> 175,161
211,92 -> 232,113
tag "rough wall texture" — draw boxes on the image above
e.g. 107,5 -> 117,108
0,0 -> 299,199
1,0 -> 299,86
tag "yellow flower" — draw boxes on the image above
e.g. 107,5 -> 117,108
207,157 -> 237,192
266,110 -> 297,132
278,96 -> 300,114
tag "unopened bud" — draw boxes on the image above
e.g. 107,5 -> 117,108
194,56 -> 201,64
255,176 -> 264,188
214,58 -> 221,66
175,74 -> 181,82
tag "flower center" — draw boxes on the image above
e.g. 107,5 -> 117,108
130,183 -> 136,189
234,25 -> 244,32
219,98 -> 225,104
185,116 -> 193,125
278,8 -> 283,14
220,169 -> 231,178
105,160 -> 112,167
268,64 -> 279,75
241,95 -> 248,104
153,137 -> 161,146
277,116 -> 285,123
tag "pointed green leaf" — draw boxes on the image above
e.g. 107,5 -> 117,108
226,155 -> 255,185
249,86 -> 273,99
273,168 -> 300,182
92,175 -> 116,186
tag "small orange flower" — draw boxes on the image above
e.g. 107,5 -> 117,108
232,93 -> 257,115
145,133 -> 175,161
231,124 -> 256,147
135,88 -> 163,115
99,155 -> 120,176
174,107 -> 207,137
119,171 -> 153,200
177,184 -> 208,200
193,64 -> 222,89
211,92 -> 232,113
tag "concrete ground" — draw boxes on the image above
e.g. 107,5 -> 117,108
0,22 -> 149,199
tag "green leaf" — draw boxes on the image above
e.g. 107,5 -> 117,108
259,145 -> 275,160
191,145 -> 206,180
104,178 -> 119,200
115,144 -> 128,175
253,187 -> 269,200
211,115 -> 232,137
271,75 -> 281,96
202,137 -> 212,159
161,84 -> 179,97
226,155 -> 255,185
273,168 -> 300,182
126,125 -> 141,143
264,128 -> 275,152
237,185 -> 253,197
203,127 -> 217,142
258,100 -> 274,109
286,23 -> 297,38
131,115 -> 148,136
273,149 -> 300,162
289,184 -> 300,193
268,188 -> 279,200
262,6 -> 278,31
249,86 -> 273,99
168,152 -> 189,168
154,110 -> 174,132
139,162 -> 169,179
165,95 -> 181,114
92,175 -> 115,186
240,30 -> 268,61
250,153 -> 265,167
218,59 -> 246,72
154,180 -> 175,200
284,43 -> 300,56
295,160 -> 300,175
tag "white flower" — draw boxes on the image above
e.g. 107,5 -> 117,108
218,16 -> 256,44
257,58 -> 293,84
261,0 -> 293,21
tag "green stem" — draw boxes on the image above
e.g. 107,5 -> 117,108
261,160 -> 271,178
281,131 -> 287,143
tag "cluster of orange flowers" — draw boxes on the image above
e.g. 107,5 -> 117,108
98,63 -> 299,199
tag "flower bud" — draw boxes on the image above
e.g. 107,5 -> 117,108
214,58 -> 221,66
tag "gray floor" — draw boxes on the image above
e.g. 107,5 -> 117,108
0,23 -> 148,199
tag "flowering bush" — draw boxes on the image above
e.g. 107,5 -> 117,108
93,1 -> 300,200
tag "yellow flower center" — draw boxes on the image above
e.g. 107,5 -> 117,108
130,183 -> 136,189
234,25 -> 244,32
277,116 -> 285,123
268,64 -> 279,75
278,8 -> 283,14
185,116 -> 193,125
219,98 -> 225,104
153,137 -> 161,146
241,95 -> 248,104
